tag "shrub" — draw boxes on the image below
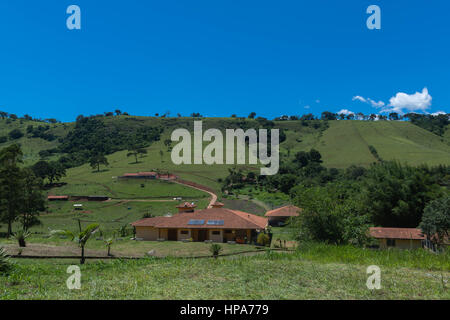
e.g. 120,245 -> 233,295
14,230 -> 31,247
0,247 -> 13,275
257,233 -> 271,247
209,244 -> 223,258
8,129 -> 24,140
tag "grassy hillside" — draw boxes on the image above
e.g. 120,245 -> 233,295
0,118 -> 71,166
312,121 -> 450,168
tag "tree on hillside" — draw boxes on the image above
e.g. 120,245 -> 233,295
89,153 -> 109,172
50,223 -> 99,264
419,196 -> 450,248
115,109 -> 122,116
0,111 -> 8,119
32,160 -> 66,185
389,113 -> 399,121
47,161 -> 66,185
248,112 -> 257,119
19,169 -> 46,231
8,129 -> 23,140
321,111 -> 337,121
0,144 -> 25,236
127,145 -> 147,164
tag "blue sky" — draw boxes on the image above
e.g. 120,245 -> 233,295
0,0 -> 448,121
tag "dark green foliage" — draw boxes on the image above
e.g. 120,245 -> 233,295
8,128 -> 23,140
0,145 -> 46,235
368,145 -> 383,162
361,161 -> 443,228
405,113 -> 449,136
0,247 -> 13,275
419,196 -> 450,246
58,116 -> 161,168
31,160 -> 66,185
209,244 -> 223,258
291,182 -> 370,245
90,153 -> 109,172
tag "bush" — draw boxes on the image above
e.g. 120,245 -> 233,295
14,230 -> 31,247
257,233 -> 271,247
8,129 -> 24,140
0,247 -> 13,275
209,244 -> 223,258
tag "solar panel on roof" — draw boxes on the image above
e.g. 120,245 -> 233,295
188,219 -> 205,225
207,220 -> 225,226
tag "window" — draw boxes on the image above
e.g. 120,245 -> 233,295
180,230 -> 189,235
386,239 -> 396,247
211,231 -> 221,235
225,230 -> 232,234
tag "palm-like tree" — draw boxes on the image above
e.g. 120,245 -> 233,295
104,237 -> 115,256
50,223 -> 99,264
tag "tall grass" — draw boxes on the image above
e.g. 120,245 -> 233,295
296,242 -> 449,271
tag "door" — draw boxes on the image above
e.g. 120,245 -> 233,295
168,229 -> 178,241
198,230 -> 207,242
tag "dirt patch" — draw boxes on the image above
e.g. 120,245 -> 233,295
2,243 -> 142,258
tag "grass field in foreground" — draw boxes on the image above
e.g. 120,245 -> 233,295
0,237 -> 263,258
1,250 -> 448,300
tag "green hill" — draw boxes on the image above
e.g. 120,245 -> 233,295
312,120 -> 450,168
1,116 -> 449,190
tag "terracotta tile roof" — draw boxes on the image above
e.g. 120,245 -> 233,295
47,195 -> 69,200
265,205 -> 302,217
176,202 -> 197,208
131,208 -> 268,230
122,172 -> 158,177
369,227 -> 425,240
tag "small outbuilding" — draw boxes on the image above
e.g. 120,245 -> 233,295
47,195 -> 69,201
265,205 -> 301,226
369,227 -> 426,249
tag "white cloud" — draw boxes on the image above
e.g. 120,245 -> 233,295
385,88 -> 432,114
352,96 -> 367,103
367,98 -> 385,108
353,95 -> 385,108
337,109 -> 354,115
431,111 -> 446,116
304,105 -> 311,109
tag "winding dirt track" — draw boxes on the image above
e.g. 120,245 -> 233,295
173,180 -> 218,208
102,179 -> 218,209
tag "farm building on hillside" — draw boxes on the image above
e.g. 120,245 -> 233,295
131,207 -> 268,244
47,195 -> 69,201
265,205 -> 301,226
369,227 -> 426,249
119,172 -> 158,179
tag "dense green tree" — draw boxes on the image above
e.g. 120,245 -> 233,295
361,161 -> 443,228
419,196 -> 450,247
0,144 -> 25,236
89,153 -> 109,172
8,129 -> 23,140
127,145 -> 147,164
20,169 -> 46,231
